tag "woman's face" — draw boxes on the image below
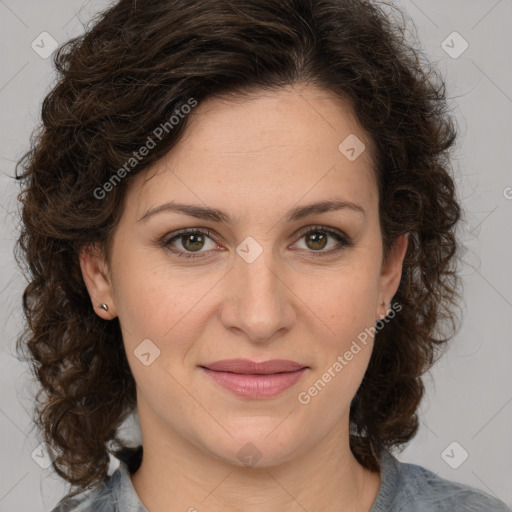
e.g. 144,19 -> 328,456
82,84 -> 407,468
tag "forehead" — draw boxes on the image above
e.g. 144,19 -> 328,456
127,85 -> 378,222
171,85 -> 373,162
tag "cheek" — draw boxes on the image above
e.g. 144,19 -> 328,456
114,265 -> 214,400
296,275 -> 379,416
111,250 -> 216,348
295,263 -> 380,345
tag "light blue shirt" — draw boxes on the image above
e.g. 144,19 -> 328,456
50,449 -> 511,511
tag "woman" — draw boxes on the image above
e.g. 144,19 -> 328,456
15,0 -> 510,510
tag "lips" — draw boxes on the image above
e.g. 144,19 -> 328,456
201,359 -> 306,374
199,359 -> 308,399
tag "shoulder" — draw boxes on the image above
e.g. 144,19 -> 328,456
49,479 -> 116,512
49,460 -> 147,512
375,449 -> 511,512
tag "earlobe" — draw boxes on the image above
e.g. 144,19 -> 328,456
79,243 -> 117,319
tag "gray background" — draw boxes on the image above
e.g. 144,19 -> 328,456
0,0 -> 511,510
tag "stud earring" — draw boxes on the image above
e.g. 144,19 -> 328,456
98,303 -> 109,312
379,300 -> 387,320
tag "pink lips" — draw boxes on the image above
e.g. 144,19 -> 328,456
200,359 -> 308,399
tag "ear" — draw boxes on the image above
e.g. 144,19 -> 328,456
79,243 -> 117,320
377,233 -> 409,320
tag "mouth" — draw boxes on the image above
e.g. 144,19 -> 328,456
199,359 -> 308,399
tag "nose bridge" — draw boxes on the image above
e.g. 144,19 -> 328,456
220,237 -> 295,341
241,247 -> 278,295
236,234 -> 278,287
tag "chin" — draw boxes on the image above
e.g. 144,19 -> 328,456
200,426 -> 304,469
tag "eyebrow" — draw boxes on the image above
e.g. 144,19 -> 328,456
138,199 -> 366,224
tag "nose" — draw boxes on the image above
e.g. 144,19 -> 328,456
219,246 -> 296,343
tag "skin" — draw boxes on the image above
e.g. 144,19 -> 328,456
80,84 -> 408,512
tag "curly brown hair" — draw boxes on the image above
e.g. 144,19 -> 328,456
15,0 -> 461,498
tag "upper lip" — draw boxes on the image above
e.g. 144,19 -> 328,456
200,359 -> 307,374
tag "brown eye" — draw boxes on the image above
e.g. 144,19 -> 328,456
163,229 -> 217,258
181,233 -> 206,252
304,231 -> 328,251
293,226 -> 352,257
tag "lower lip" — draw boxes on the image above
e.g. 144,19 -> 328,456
201,367 -> 307,399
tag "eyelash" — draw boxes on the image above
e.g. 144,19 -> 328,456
159,225 -> 353,260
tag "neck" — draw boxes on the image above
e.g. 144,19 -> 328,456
129,410 -> 380,512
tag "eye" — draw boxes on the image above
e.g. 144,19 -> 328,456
162,228 -> 218,258
292,226 -> 352,256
